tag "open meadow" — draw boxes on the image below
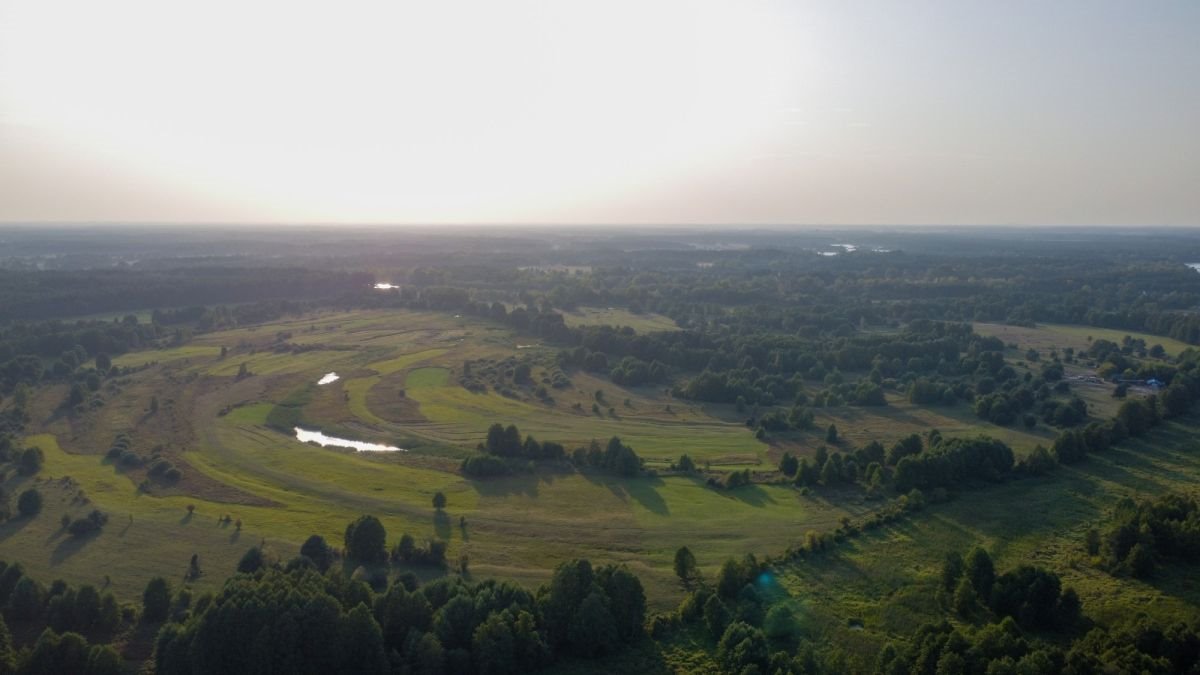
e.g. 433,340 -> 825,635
3,308 -> 854,610
5,309 -> 1165,615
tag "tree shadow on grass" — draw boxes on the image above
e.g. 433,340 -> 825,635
433,510 -> 452,540
579,470 -> 670,516
1076,451 -> 1175,495
51,532 -> 97,566
691,475 -> 772,506
0,514 -> 36,544
737,484 -> 779,507
624,478 -> 670,516
467,472 -> 540,499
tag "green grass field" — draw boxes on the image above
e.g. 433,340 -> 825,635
561,307 -> 679,333
1,308 -> 819,610
975,322 -> 1195,357
7,308 -> 1193,622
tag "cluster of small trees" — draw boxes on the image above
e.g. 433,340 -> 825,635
660,552 -> 828,674
940,548 -> 1080,631
1,561 -> 122,629
102,434 -> 134,463
11,445 -> 44,477
460,423 -> 568,476
708,469 -> 753,490
569,437 -> 642,477
974,388 -> 1039,426
391,534 -> 448,568
607,355 -> 670,386
58,510 -> 109,538
907,377 -> 957,405
103,434 -> 183,482
782,439 -> 887,492
1035,395 -> 1087,428
479,423 -> 565,461
789,446 -> 867,489
155,546 -> 645,674
670,453 -> 697,473
883,565 -> 1200,674
0,559 -> 125,675
877,618 -> 1062,675
892,437 -> 1015,493
461,423 -> 597,477
6,626 -> 122,675
1093,492 -> 1200,579
781,431 -> 1025,498
336,515 -> 453,571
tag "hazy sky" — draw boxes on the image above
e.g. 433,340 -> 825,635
1,0 -> 1197,226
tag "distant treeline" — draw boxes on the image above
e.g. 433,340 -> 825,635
380,250 -> 1200,347
0,267 -> 371,322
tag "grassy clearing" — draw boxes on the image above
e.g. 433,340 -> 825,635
407,367 -> 450,388
10,421 -> 857,610
0,434 -> 284,602
6,301 -> 841,612
111,345 -> 222,368
765,393 -> 1059,460
367,348 -> 450,375
976,322 -> 1194,357
561,307 -> 679,333
406,381 -> 762,461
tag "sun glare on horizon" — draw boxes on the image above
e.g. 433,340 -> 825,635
1,0 -> 813,223
0,0 -> 1197,225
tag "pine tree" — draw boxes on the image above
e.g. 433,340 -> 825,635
673,546 -> 698,588
953,576 -> 978,616
0,614 -> 15,675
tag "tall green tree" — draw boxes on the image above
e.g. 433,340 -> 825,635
539,559 -> 594,648
673,546 -> 698,588
345,515 -> 387,564
597,565 -> 645,641
965,547 -> 995,600
0,614 -> 14,675
940,552 -> 964,593
567,591 -> 617,657
299,534 -> 332,572
142,577 -> 171,622
779,452 -> 799,477
237,547 -> 265,574
339,603 -> 389,674
472,613 -> 517,675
